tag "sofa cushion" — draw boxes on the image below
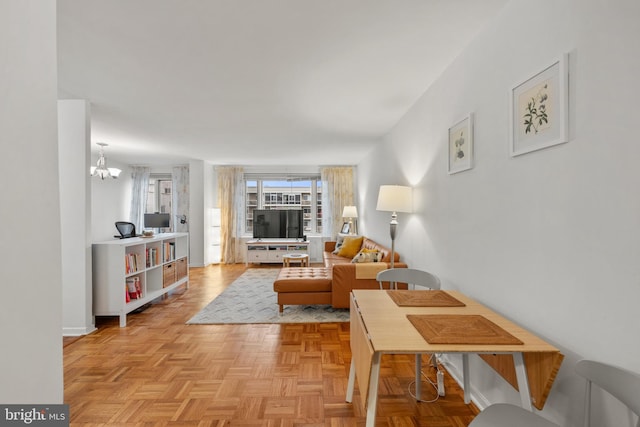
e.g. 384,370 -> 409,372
336,236 -> 363,258
351,248 -> 383,263
332,234 -> 347,254
361,238 -> 398,262
324,252 -> 352,266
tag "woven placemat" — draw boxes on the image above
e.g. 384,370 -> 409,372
407,314 -> 524,345
386,290 -> 466,307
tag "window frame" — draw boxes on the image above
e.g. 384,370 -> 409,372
244,174 -> 322,236
146,174 -> 173,231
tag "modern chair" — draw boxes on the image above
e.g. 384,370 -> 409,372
468,403 -> 560,427
376,267 -> 441,291
115,221 -> 137,239
575,359 -> 640,427
469,359 -> 640,427
376,268 -> 442,401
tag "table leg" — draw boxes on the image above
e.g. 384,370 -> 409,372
462,354 -> 470,404
415,354 -> 422,400
366,352 -> 382,427
513,352 -> 533,411
346,358 -> 356,403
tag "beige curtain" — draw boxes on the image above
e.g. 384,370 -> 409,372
217,166 -> 244,264
129,166 -> 150,233
171,166 -> 189,233
320,166 -> 355,237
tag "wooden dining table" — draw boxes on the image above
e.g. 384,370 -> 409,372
346,289 -> 563,427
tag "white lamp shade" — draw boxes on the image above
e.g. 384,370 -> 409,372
376,185 -> 412,213
342,205 -> 358,218
90,166 -> 122,179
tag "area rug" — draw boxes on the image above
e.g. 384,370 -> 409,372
187,268 -> 350,324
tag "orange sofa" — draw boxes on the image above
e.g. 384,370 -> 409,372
323,237 -> 407,308
273,237 -> 407,312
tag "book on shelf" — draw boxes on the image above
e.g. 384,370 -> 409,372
146,247 -> 159,268
164,242 -> 176,262
126,276 -> 142,301
135,279 -> 142,298
125,252 -> 142,275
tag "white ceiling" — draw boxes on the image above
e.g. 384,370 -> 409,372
57,0 -> 507,166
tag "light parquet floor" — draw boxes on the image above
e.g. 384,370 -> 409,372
64,264 -> 479,426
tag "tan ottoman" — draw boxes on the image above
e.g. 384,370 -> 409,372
273,267 -> 332,313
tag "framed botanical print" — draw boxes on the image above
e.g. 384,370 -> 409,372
448,113 -> 474,174
510,54 -> 569,156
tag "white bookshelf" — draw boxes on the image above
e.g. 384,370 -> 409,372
92,232 -> 189,327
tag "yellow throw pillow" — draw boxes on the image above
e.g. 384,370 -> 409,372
337,236 -> 364,258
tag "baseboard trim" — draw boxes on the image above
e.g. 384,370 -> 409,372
63,325 -> 97,337
439,355 -> 491,411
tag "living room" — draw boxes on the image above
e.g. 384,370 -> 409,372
4,0 -> 640,426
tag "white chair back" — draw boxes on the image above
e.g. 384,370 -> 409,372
376,268 -> 441,290
575,359 -> 640,427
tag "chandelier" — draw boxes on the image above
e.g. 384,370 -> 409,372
90,143 -> 121,179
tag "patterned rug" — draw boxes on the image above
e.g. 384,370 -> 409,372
187,268 -> 350,324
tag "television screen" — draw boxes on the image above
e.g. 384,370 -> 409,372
284,210 -> 303,239
144,213 -> 171,229
253,209 -> 302,239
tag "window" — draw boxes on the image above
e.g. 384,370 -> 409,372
245,174 -> 322,235
146,174 -> 173,229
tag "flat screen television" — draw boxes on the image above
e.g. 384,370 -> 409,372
252,209 -> 303,239
144,213 -> 171,229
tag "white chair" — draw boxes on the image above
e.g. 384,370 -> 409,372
376,268 -> 441,291
469,359 -> 640,427
576,359 -> 640,427
468,403 -> 560,427
376,268 -> 441,401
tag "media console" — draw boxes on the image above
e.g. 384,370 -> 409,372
245,239 -> 309,265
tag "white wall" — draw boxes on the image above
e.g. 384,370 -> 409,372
58,100 -> 95,336
358,0 -> 640,425
91,162 -> 131,242
189,160 -> 205,266
0,0 -> 63,403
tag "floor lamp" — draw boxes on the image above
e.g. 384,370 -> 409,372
376,185 -> 412,270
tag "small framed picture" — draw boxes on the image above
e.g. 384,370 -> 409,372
510,54 -> 569,156
448,113 -> 474,174
340,222 -> 350,234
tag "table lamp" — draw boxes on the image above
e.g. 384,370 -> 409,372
342,205 -> 358,235
376,185 -> 412,269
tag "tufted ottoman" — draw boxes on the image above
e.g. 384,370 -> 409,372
273,267 -> 332,313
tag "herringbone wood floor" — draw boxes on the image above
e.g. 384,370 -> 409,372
64,264 -> 479,426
